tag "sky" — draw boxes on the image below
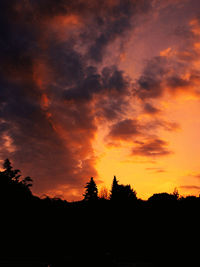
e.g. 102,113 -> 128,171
0,0 -> 200,201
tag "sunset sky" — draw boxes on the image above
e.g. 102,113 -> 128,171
1,0 -> 200,201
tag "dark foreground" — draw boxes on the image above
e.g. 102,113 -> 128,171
0,160 -> 199,266
1,196 -> 199,267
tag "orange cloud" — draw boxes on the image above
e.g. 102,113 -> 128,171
160,47 -> 172,57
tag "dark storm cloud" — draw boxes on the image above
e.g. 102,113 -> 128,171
33,0 -> 153,62
135,56 -> 168,99
0,0 -> 153,199
47,42 -> 85,88
64,66 -> 129,101
0,79 -> 87,192
132,139 -> 172,157
0,0 -> 82,191
0,2 -> 38,81
85,0 -> 153,62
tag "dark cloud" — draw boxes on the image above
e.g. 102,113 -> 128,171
95,97 -> 128,121
31,0 -> 153,62
166,76 -> 191,90
47,42 -> 85,88
107,119 -> 140,141
134,14 -> 200,100
143,103 -> 161,114
135,57 -> 168,99
134,53 -> 196,99
85,0 -> 153,62
106,115 -> 178,153
0,0 -> 153,200
63,66 -> 129,101
132,139 -> 172,157
0,79 -> 98,195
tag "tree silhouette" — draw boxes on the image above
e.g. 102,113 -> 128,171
110,176 -> 137,202
148,192 -> 178,205
110,176 -> 119,201
2,158 -> 21,182
83,177 -> 98,201
21,176 -> 33,188
119,184 -> 137,201
0,159 -> 33,201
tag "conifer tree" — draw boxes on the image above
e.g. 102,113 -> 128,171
83,177 -> 98,201
110,176 -> 119,201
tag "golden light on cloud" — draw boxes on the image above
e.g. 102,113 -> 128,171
160,47 -> 172,57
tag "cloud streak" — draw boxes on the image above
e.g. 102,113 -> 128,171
132,139 -> 172,157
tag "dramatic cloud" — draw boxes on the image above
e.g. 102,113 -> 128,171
0,0 -> 153,200
134,16 -> 200,100
107,119 -> 140,141
135,56 -> 169,99
1,0 -> 200,200
132,139 -> 172,157
63,66 -> 129,101
106,116 -> 179,147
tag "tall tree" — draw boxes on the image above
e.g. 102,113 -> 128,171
83,177 -> 98,201
110,176 -> 119,201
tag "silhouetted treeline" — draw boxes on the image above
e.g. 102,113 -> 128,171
0,159 -> 199,266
